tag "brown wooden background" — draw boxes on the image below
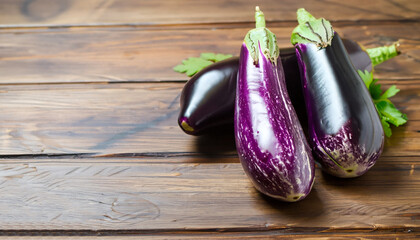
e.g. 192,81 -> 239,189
0,0 -> 419,239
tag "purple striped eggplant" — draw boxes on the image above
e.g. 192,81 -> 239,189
178,40 -> 399,135
291,9 -> 384,178
235,7 -> 314,201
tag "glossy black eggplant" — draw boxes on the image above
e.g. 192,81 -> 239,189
292,9 -> 384,177
178,58 -> 238,135
178,40 -> 397,135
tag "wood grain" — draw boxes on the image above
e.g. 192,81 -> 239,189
1,0 -> 419,237
0,83 -> 419,156
0,23 -> 419,84
1,0 -> 420,28
0,232 -> 418,239
0,156 -> 418,231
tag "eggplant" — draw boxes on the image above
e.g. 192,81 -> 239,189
234,7 -> 314,201
178,40 -> 399,135
178,58 -> 238,135
291,9 -> 384,178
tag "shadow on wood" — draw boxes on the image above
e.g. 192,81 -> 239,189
258,188 -> 325,219
384,123 -> 410,151
319,157 -> 409,196
193,124 -> 237,155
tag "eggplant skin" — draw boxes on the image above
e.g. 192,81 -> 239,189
296,33 -> 384,178
341,38 -> 372,73
235,43 -> 315,201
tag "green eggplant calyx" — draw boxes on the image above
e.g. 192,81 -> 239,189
366,42 -> 400,66
244,6 -> 279,65
291,8 -> 334,48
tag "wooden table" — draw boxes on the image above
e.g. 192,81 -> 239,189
0,0 -> 419,239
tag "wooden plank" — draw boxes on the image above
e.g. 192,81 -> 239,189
0,154 -> 418,165
0,156 -> 418,231
0,83 -> 419,156
1,0 -> 419,28
0,83 -> 185,155
0,23 -> 419,84
0,232 -> 418,239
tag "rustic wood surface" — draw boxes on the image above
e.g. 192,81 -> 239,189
1,23 -> 419,84
0,0 -> 419,27
0,0 -> 419,239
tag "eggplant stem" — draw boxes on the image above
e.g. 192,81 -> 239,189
243,7 -> 279,65
255,6 -> 266,28
366,42 -> 400,66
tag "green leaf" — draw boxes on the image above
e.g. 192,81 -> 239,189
380,85 -> 400,99
173,52 -> 234,77
291,8 -> 334,48
173,57 -> 213,77
173,64 -> 188,73
380,118 -> 392,137
369,79 -> 382,100
376,101 -> 407,127
358,70 -> 373,88
200,53 -> 232,62
357,70 -> 407,138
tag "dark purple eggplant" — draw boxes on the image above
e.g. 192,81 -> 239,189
178,39 -> 398,135
178,58 -> 238,135
292,9 -> 384,177
234,7 -> 314,201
